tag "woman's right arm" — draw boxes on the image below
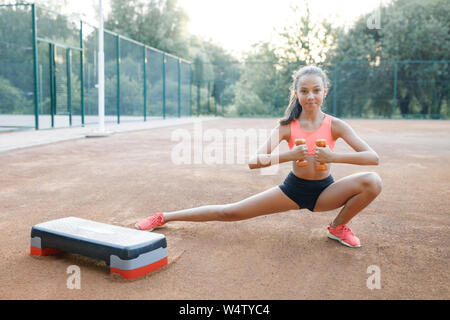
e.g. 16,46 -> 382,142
248,124 -> 305,169
248,152 -> 295,169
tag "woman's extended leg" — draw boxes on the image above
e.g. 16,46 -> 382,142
313,172 -> 382,226
164,186 -> 300,223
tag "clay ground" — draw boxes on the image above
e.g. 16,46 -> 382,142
0,118 -> 449,300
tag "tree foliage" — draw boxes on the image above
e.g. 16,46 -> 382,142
326,0 -> 449,118
106,0 -> 190,57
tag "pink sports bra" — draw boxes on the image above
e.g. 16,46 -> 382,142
288,113 -> 336,155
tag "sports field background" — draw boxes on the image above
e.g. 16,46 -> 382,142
0,118 -> 449,299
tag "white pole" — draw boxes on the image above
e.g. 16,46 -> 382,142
98,0 -> 105,133
86,0 -> 110,138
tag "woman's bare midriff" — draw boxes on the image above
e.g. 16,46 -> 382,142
291,154 -> 331,180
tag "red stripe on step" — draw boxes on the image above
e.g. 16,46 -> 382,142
110,256 -> 168,279
30,246 -> 63,256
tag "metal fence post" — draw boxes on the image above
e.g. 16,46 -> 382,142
32,4 -> 39,130
197,81 -> 200,117
67,49 -> 72,126
333,63 -> 338,116
177,58 -> 181,117
207,81 -> 211,114
143,46 -> 147,121
275,71 -> 280,113
49,44 -> 55,128
189,64 -> 192,117
162,53 -> 166,119
80,20 -> 85,126
393,61 -> 398,118
116,35 -> 120,123
213,82 -> 217,117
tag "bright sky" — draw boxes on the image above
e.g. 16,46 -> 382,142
180,0 -> 386,56
59,0 -> 387,57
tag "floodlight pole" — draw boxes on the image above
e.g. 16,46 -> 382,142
87,0 -> 109,137
98,0 -> 105,133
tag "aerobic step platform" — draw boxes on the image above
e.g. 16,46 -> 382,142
30,217 -> 167,279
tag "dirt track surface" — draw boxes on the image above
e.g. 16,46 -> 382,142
0,118 -> 449,299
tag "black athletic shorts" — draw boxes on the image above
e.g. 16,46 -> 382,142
279,171 -> 334,212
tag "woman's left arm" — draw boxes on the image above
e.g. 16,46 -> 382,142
316,119 -> 379,166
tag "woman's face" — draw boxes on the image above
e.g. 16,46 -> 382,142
295,75 -> 327,112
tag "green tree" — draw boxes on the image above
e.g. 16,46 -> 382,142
189,36 -> 240,113
0,3 -> 86,118
327,0 -> 450,118
231,42 -> 280,116
0,4 -> 35,114
0,77 -> 33,114
277,1 -> 335,66
381,0 -> 449,118
275,1 -> 336,115
105,0 -> 190,57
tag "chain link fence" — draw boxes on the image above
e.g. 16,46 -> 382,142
0,3 -> 192,131
192,60 -> 449,120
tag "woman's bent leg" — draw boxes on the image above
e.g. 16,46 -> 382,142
313,172 -> 382,226
164,186 -> 299,223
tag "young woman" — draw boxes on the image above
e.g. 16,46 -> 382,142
135,65 -> 382,248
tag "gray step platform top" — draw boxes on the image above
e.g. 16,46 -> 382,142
32,217 -> 165,247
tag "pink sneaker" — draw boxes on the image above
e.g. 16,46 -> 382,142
135,213 -> 165,231
327,223 -> 361,248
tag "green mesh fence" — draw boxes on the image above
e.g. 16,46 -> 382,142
146,48 -> 164,118
331,62 -> 397,118
165,55 -> 178,117
119,37 -> 142,120
33,5 -> 83,129
104,30 -> 118,124
331,61 -> 450,119
82,22 -> 98,125
0,3 -> 192,131
70,49 -> 82,125
37,41 -> 51,121
0,4 -> 34,129
192,60 -> 449,119
394,61 -> 449,119
180,61 -> 191,116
